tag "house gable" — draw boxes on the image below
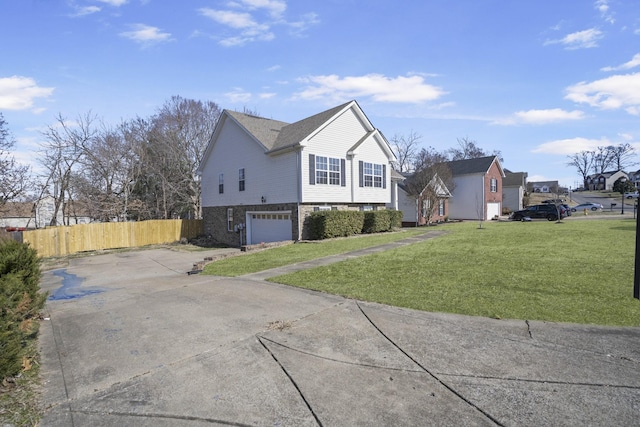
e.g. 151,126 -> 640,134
445,156 -> 504,220
199,100 -> 397,246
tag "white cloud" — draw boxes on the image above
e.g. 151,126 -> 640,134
595,0 -> 615,24
532,137 -> 612,155
97,0 -> 128,6
293,74 -> 446,104
199,2 -> 317,47
545,28 -> 603,49
259,92 -> 276,99
565,72 -> 640,115
0,76 -> 54,111
288,12 -> 320,36
238,0 -> 286,18
601,53 -> 640,72
224,89 -> 252,103
199,8 -> 274,46
70,6 -> 101,17
199,9 -> 257,29
119,24 -> 172,46
493,108 -> 586,125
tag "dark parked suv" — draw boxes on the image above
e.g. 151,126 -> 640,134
510,204 -> 564,221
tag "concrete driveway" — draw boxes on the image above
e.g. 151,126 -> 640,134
38,244 -> 640,426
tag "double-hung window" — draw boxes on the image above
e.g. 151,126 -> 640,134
490,178 -> 497,193
315,156 -> 328,184
362,162 -> 383,188
311,155 -> 343,186
226,208 -> 233,231
239,168 -> 245,191
219,173 -> 224,194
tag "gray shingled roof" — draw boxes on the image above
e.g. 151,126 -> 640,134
270,101 -> 352,152
503,171 -> 527,186
446,156 -> 498,176
225,110 -> 289,150
224,101 -> 353,152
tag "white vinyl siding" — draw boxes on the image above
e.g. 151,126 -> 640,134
201,118 -> 298,207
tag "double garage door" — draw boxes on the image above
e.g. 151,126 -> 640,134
247,211 -> 292,245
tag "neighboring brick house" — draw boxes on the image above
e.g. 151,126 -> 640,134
197,100 -> 396,246
391,171 -> 452,226
445,156 -> 505,220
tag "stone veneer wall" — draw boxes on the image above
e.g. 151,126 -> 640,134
202,203 -> 298,247
203,203 -> 387,246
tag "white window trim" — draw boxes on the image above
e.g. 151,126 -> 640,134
227,208 -> 233,232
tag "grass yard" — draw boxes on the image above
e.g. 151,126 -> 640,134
202,228 -> 427,276
205,218 -> 640,326
272,219 -> 640,326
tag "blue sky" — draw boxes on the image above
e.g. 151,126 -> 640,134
2,0 -> 640,188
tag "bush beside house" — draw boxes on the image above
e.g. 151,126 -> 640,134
308,210 -> 402,240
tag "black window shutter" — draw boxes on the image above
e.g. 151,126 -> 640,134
309,154 -> 315,185
359,161 -> 363,187
383,165 -> 386,189
341,158 -> 346,187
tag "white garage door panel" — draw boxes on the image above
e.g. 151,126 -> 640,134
487,202 -> 501,219
249,212 -> 292,244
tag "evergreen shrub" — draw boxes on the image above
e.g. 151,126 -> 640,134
0,239 -> 45,379
308,210 -> 364,239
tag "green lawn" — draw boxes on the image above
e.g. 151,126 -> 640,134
202,228 -> 427,276
205,219 -> 640,326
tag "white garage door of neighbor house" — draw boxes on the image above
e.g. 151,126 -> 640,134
487,202 -> 501,219
248,212 -> 292,244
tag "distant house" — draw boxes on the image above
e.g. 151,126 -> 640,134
527,180 -> 559,193
197,100 -> 396,246
391,171 -> 452,226
0,196 -> 92,228
445,156 -> 504,220
628,170 -> 640,190
503,170 -> 527,212
585,170 -> 629,191
0,196 -> 93,229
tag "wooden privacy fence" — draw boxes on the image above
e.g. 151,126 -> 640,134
22,219 -> 203,258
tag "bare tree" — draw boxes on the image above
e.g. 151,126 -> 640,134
447,136 -> 502,162
0,113 -> 31,205
609,143 -> 636,171
38,112 -> 97,225
405,147 -> 454,225
593,146 -> 615,173
124,96 -> 221,220
391,131 -> 420,173
152,96 -> 221,219
566,150 -> 595,188
74,124 -> 138,221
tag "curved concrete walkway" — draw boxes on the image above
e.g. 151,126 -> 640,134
38,232 -> 640,426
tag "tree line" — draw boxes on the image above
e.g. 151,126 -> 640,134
566,144 -> 636,188
0,96 -> 221,225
